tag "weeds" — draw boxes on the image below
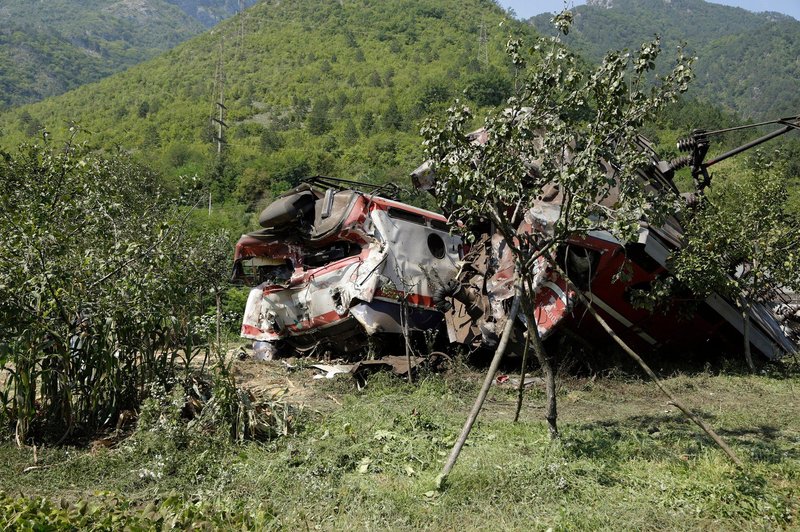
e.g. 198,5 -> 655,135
0,366 -> 797,529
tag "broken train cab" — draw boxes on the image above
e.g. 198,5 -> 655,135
232,178 -> 461,359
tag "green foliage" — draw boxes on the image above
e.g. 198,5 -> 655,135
0,490 -> 274,529
0,1 -> 257,109
0,140 -> 231,443
463,66 -> 514,107
671,159 -> 800,302
529,0 -> 800,120
306,97 -> 331,135
423,25 -> 693,246
235,149 -> 314,205
0,0 -> 539,209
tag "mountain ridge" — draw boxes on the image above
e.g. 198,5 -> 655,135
0,0 -> 257,109
529,0 -> 800,119
0,0 -> 530,204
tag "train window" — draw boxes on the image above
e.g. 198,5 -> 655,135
427,233 -> 446,259
387,207 -> 426,226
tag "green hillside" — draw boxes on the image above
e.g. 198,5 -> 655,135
0,0 -> 256,109
0,0 -> 529,207
529,0 -> 800,120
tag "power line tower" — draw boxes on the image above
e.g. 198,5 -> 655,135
239,0 -> 245,51
478,18 -> 489,68
211,37 -> 227,156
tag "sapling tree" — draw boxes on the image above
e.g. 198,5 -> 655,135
423,11 -> 693,444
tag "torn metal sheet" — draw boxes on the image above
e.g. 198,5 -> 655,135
309,356 -> 426,380
311,364 -> 354,379
495,374 -> 545,387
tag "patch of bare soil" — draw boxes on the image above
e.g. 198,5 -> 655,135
230,356 -> 347,412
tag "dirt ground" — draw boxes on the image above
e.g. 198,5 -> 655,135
228,343 -> 800,438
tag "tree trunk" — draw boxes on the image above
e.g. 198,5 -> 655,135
513,335 -> 530,422
520,296 -> 558,439
402,299 -> 413,384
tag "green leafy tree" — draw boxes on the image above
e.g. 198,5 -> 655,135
463,66 -> 513,107
342,118 -> 359,144
307,97 -> 331,135
381,100 -> 403,131
360,111 -> 376,136
423,13 -> 693,441
415,80 -> 451,114
670,156 -> 800,370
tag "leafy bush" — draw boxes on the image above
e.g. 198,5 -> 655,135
0,140 -> 231,444
463,66 -> 513,107
0,490 -> 275,529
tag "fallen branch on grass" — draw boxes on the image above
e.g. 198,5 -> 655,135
552,262 -> 744,468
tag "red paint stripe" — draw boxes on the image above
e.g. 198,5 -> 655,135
286,310 -> 345,332
242,324 -> 264,336
368,196 -> 448,222
373,288 -> 436,308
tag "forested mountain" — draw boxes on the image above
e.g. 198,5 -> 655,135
529,0 -> 800,119
0,0 -> 257,109
167,0 -> 258,27
0,0 -> 528,206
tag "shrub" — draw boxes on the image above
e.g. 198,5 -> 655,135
0,140 -> 230,444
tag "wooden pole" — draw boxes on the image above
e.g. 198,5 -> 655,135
438,283 -> 522,488
513,333 -> 530,422
739,296 -> 755,372
554,264 -> 744,468
402,298 -> 413,384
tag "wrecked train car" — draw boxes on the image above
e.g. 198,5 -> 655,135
232,178 -> 461,359
411,125 -> 797,361
233,119 -> 797,362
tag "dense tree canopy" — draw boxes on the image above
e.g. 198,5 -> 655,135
0,0 -> 257,109
0,0 -> 530,210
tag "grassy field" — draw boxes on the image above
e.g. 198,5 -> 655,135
1,356 -> 798,530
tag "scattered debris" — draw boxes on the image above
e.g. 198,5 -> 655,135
495,374 -> 544,388
311,364 -> 353,379
310,355 -> 426,380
